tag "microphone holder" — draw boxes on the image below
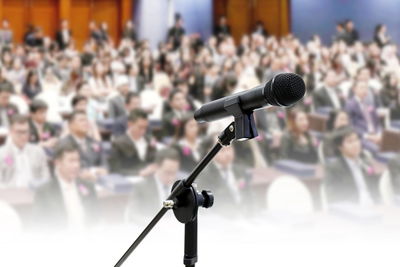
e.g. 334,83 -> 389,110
114,119 -> 250,267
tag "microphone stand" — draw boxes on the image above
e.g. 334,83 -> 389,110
115,109 -> 259,267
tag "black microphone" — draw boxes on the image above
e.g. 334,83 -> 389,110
194,73 -> 306,123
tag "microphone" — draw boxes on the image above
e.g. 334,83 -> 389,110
194,73 -> 306,123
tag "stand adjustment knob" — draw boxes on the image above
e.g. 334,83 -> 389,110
163,200 -> 175,209
201,190 -> 214,208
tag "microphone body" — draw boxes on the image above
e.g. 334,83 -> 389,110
194,73 -> 306,123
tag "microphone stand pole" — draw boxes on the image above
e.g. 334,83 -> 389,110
114,122 -> 237,267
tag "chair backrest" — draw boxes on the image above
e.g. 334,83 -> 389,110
266,175 -> 314,214
379,170 -> 395,206
308,113 -> 328,133
0,201 -> 22,234
381,129 -> 400,152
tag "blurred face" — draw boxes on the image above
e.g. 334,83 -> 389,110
339,133 -> 361,159
126,96 -> 141,112
215,146 -> 234,167
32,109 -> 47,124
334,112 -> 349,129
118,84 -> 130,95
11,122 -> 30,149
128,118 -> 148,140
157,159 -> 180,186
354,82 -> 368,100
70,114 -> 89,137
170,92 -> 186,110
358,68 -> 370,82
184,119 -> 198,140
74,100 -> 88,112
325,71 -> 337,87
0,91 -> 10,107
56,151 -> 81,182
295,112 -> 309,133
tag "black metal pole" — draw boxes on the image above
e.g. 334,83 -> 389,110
184,218 -> 198,267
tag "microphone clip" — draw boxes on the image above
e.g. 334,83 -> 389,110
223,96 -> 258,141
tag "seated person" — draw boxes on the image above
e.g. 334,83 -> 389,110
125,148 -> 180,223
0,81 -> 19,131
313,69 -> 344,111
162,89 -> 189,138
108,76 -> 130,119
197,145 -> 251,217
57,111 -> 107,181
320,109 -> 350,160
109,109 -> 157,177
172,116 -> 204,173
387,154 -> 400,195
34,143 -> 98,230
0,115 -> 50,188
324,126 -> 380,205
28,99 -> 59,149
279,108 -> 318,164
346,80 -> 381,145
111,92 -> 141,136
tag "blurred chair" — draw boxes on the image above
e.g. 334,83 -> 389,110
308,113 -> 328,133
0,200 -> 22,234
381,129 -> 400,152
266,175 -> 314,214
379,170 -> 395,206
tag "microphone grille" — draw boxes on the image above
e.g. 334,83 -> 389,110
272,73 -> 306,106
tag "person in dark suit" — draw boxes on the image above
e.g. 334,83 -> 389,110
34,143 -> 98,230
57,111 -> 107,181
313,70 -> 344,111
28,99 -> 58,148
122,20 -> 137,42
109,109 -> 157,177
197,145 -> 251,217
0,81 -> 18,130
387,154 -> 400,195
214,16 -> 231,42
346,81 -> 381,144
55,19 -> 72,50
108,76 -> 130,120
344,20 -> 359,46
172,116 -> 203,173
324,126 -> 380,205
279,109 -> 318,164
167,15 -> 185,50
125,148 -> 180,223
162,89 -> 189,138
111,92 -> 142,136
252,20 -> 268,37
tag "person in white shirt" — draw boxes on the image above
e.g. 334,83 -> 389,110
0,115 -> 50,188
34,143 -> 98,230
324,126 -> 380,205
125,148 -> 180,223
109,109 -> 157,177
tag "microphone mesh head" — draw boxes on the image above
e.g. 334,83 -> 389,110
272,73 -> 306,106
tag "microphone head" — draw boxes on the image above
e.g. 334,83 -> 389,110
265,73 -> 306,107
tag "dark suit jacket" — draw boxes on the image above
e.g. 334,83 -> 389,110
387,154 -> 400,195
279,131 -> 318,164
346,97 -> 380,135
109,134 -> 156,176
313,87 -> 344,110
324,156 -> 380,204
29,119 -> 59,144
34,175 -> 97,229
0,104 -> 19,128
55,30 -> 72,50
125,175 -> 167,223
57,135 -> 104,169
108,95 -> 126,120
172,142 -> 202,173
196,163 -> 252,216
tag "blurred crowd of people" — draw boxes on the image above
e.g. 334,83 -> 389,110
0,15 -> 399,230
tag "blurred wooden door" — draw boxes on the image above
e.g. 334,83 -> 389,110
2,0 -> 29,43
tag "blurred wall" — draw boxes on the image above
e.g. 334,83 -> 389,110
135,0 -> 212,48
291,0 -> 400,44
